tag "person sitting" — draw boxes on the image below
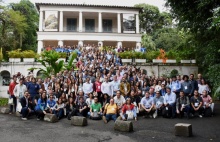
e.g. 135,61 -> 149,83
35,92 -> 47,120
89,97 -> 102,120
176,91 -> 190,119
102,98 -> 118,123
201,90 -> 214,117
86,93 -> 94,109
76,97 -> 88,117
163,87 -> 176,118
153,91 -> 164,118
120,98 -> 137,121
140,92 -> 155,118
130,90 -> 141,115
66,97 -> 76,120
113,90 -> 126,112
53,98 -> 65,120
190,90 -> 204,118
46,94 -> 56,114
20,91 -> 34,120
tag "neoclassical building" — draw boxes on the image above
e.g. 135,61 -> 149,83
36,3 -> 142,53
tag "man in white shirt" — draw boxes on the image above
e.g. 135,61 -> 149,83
101,76 -> 113,97
113,90 -> 125,111
13,78 -> 27,99
164,87 -> 176,118
83,77 -> 93,98
111,76 -> 120,97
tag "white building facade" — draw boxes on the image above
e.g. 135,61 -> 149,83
36,3 -> 142,53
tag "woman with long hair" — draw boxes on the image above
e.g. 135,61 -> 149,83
120,98 -> 137,121
54,98 -> 65,120
66,97 -> 76,120
35,92 -> 47,120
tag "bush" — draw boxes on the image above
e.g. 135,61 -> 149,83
7,49 -> 22,58
58,52 -> 67,58
22,50 -> 37,58
145,50 -> 160,61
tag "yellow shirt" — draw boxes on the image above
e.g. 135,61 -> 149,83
105,103 -> 118,114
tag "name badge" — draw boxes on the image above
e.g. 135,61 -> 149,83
112,108 -> 115,110
195,103 -> 199,107
185,86 -> 188,90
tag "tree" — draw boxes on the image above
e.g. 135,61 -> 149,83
141,34 -> 156,50
135,3 -> 172,34
9,0 -> 39,51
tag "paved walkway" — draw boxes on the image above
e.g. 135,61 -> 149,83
0,103 -> 220,142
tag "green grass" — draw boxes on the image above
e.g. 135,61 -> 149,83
0,98 -> 8,106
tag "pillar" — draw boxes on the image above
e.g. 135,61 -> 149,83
136,14 -> 140,34
58,40 -> 64,47
117,41 -> 122,48
98,12 -> 102,32
98,41 -> 103,47
117,13 -> 121,33
39,10 -> 43,31
37,40 -> 43,54
79,11 -> 83,32
78,40 -> 83,47
59,11 -> 63,32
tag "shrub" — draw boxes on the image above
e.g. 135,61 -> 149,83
0,98 -> 8,106
145,50 -> 160,61
58,52 -> 67,58
22,50 -> 37,58
7,49 -> 22,58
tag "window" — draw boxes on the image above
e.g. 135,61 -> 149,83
103,19 -> 112,32
85,19 -> 95,32
67,18 -> 77,31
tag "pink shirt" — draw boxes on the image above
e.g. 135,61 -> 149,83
202,95 -> 212,104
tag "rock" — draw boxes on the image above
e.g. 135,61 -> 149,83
175,123 -> 192,137
71,116 -> 87,126
44,114 -> 58,123
114,120 -> 133,132
1,107 -> 10,114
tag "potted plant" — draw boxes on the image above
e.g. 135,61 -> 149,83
165,50 -> 177,63
119,51 -> 132,63
145,50 -> 160,63
7,49 -> 22,62
22,50 -> 37,62
58,52 -> 67,62
135,52 -> 146,63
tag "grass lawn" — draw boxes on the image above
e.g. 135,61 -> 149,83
0,98 -> 8,106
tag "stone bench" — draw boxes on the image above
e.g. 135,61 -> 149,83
175,123 -> 192,137
114,120 -> 133,132
44,114 -> 58,123
0,107 -> 10,114
71,116 -> 87,126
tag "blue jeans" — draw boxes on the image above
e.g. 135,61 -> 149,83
105,114 -> 117,122
21,107 -> 29,118
53,108 -> 64,119
169,103 -> 176,118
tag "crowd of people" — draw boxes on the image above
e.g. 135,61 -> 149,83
7,44 -> 214,123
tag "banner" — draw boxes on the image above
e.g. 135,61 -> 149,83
44,11 -> 58,31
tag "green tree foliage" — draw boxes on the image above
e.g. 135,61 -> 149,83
141,34 -> 156,50
9,0 -> 39,51
135,3 -> 172,34
166,0 -> 220,94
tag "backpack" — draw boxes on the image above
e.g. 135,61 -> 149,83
162,106 -> 172,118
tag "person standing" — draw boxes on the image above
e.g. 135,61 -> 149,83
181,75 -> 193,98
8,76 -> 17,114
169,76 -> 181,98
27,78 -> 40,104
119,77 -> 131,98
83,77 -> 93,98
111,75 -> 120,97
101,76 -> 113,97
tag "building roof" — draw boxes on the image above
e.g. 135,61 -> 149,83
35,3 -> 141,11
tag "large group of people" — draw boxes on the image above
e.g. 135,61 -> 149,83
7,44 -> 214,123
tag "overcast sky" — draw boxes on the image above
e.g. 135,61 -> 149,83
3,0 -> 167,12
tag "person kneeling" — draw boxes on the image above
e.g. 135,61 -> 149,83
89,97 -> 102,120
20,91 -> 34,120
176,91 -> 190,119
140,92 -> 155,118
202,90 -> 214,117
102,99 -> 118,123
53,98 -> 64,120
190,90 -> 204,118
120,98 -> 137,121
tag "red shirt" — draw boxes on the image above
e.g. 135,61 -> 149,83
9,81 -> 17,96
94,81 -> 102,92
121,104 -> 135,114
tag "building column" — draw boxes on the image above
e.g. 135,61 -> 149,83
37,40 -> 43,54
39,10 -> 43,31
58,40 -> 64,47
59,11 -> 63,32
136,42 -> 141,48
98,12 -> 102,32
78,40 -> 83,47
117,41 -> 122,48
79,11 -> 83,32
117,13 -> 121,33
98,41 -> 103,47
136,14 -> 140,34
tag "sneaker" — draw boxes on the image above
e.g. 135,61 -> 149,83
149,115 -> 153,118
102,116 -> 107,124
37,118 -> 40,121
199,115 -> 203,118
153,111 -> 157,119
21,117 -> 27,121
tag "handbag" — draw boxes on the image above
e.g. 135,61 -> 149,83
16,100 -> 22,112
126,110 -> 134,120
8,97 -> 13,105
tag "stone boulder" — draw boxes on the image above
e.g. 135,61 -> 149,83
114,120 -> 133,132
175,123 -> 192,137
44,114 -> 58,123
71,116 -> 87,126
0,107 -> 10,114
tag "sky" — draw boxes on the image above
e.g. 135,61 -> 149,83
3,0 -> 167,12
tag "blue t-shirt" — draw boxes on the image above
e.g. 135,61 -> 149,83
35,98 -> 47,111
47,100 -> 56,108
27,82 -> 40,97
